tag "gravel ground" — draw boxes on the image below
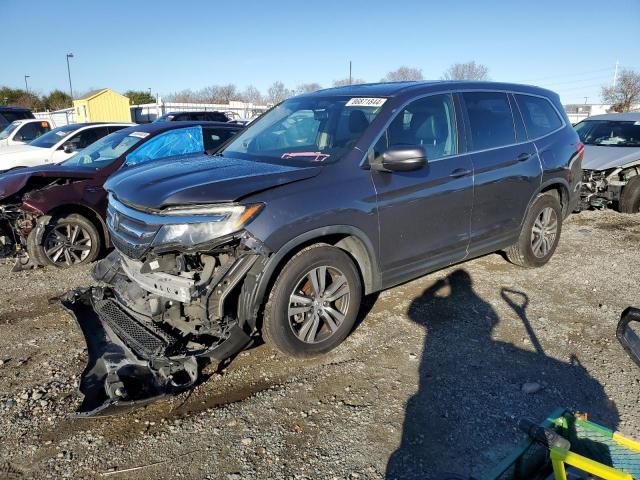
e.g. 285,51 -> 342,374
0,209 -> 638,479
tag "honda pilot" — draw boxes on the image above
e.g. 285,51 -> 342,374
61,81 -> 583,414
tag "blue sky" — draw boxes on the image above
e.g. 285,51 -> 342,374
2,0 -> 639,104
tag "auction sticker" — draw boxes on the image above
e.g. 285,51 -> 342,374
129,131 -> 150,138
346,97 -> 387,107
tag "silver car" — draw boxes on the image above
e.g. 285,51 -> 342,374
577,112 -> 640,213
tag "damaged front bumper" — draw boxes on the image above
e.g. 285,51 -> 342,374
58,286 -> 251,416
58,231 -> 270,415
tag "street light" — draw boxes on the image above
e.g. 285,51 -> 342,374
24,75 -> 30,92
66,53 -> 74,100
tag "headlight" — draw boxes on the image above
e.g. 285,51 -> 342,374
151,203 -> 263,247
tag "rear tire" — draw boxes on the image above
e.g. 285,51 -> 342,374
33,214 -> 101,268
506,193 -> 563,268
619,176 -> 640,214
263,245 -> 362,358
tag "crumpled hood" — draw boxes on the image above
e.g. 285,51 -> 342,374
582,145 -> 640,171
0,164 -> 95,200
105,154 -> 322,209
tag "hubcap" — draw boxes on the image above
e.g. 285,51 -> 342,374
288,266 -> 350,344
44,223 -> 92,267
531,207 -> 558,258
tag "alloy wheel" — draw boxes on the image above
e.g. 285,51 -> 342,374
288,266 -> 351,344
531,207 -> 558,258
43,223 -> 93,266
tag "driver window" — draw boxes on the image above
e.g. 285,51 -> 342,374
387,94 -> 458,160
125,126 -> 204,166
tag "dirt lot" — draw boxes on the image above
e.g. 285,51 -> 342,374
0,209 -> 638,479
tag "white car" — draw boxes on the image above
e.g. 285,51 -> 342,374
0,119 -> 52,148
0,122 -> 134,172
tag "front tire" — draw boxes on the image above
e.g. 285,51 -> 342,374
506,193 -> 563,268
619,176 -> 640,214
263,245 -> 362,358
32,214 -> 101,268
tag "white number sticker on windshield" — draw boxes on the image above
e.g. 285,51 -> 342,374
129,131 -> 150,139
345,98 -> 387,107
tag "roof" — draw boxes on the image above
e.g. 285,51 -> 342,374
582,112 -> 640,122
74,88 -> 127,101
307,80 -> 558,98
0,106 -> 32,112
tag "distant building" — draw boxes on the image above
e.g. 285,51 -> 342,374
563,103 -> 611,124
73,88 -> 131,123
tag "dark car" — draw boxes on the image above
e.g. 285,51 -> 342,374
0,121 -> 241,269
154,111 -> 230,123
62,81 -> 583,414
0,107 -> 34,128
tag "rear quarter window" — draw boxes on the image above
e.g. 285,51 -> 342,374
515,94 -> 563,139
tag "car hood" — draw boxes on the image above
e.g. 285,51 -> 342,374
0,164 -> 96,200
105,154 -> 322,209
582,145 -> 640,171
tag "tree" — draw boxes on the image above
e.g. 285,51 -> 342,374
0,87 -> 43,110
241,85 -> 263,104
601,69 -> 640,112
332,77 -> 366,87
43,90 -> 72,110
296,83 -> 322,94
381,66 -> 423,82
123,90 -> 155,105
166,89 -> 199,103
216,84 -> 238,104
267,81 -> 293,104
441,61 -> 490,81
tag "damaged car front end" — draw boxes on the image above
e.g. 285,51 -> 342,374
61,193 -> 270,415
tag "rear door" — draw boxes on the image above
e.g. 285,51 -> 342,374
460,91 -> 541,253
370,93 -> 474,285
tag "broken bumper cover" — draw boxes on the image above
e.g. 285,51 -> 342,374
57,287 -> 250,416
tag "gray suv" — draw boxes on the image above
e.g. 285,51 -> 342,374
62,81 -> 583,414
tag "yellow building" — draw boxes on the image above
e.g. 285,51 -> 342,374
73,88 -> 131,122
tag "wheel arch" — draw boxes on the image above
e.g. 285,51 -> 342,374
44,203 -> 109,249
240,226 -> 380,332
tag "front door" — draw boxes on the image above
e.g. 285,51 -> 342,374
370,93 -> 474,286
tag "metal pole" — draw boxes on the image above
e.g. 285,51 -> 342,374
612,60 -> 619,88
66,53 -> 74,99
349,61 -> 352,85
24,75 -> 30,92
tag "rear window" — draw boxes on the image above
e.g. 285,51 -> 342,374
515,94 -> 563,139
462,92 -> 516,150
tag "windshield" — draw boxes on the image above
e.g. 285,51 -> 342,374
63,129 -> 146,169
221,96 -> 387,164
575,120 -> 640,147
30,124 -> 78,148
0,122 -> 19,141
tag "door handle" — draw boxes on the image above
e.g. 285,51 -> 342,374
517,153 -> 531,162
450,168 -> 472,178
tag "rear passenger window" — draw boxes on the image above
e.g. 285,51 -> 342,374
515,94 -> 563,139
462,92 -> 516,150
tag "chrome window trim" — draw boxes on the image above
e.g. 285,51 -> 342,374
109,194 -> 227,225
360,88 -> 567,167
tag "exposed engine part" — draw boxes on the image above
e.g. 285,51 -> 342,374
60,237 -> 266,415
580,167 -> 638,210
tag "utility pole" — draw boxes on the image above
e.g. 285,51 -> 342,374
66,53 -> 74,100
612,60 -> 619,88
584,96 -> 588,104
349,61 -> 352,85
24,75 -> 30,92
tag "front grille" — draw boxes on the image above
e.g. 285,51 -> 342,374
107,196 -> 160,260
94,298 -> 175,359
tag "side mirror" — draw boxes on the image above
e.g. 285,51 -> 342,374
371,145 -> 427,172
617,307 -> 640,368
13,133 -> 24,142
63,142 -> 76,154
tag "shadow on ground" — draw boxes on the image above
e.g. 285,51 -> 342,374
386,269 -> 618,479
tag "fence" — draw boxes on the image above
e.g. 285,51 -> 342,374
130,101 -> 270,124
33,108 -> 76,127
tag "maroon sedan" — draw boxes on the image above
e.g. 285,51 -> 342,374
0,121 -> 241,269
